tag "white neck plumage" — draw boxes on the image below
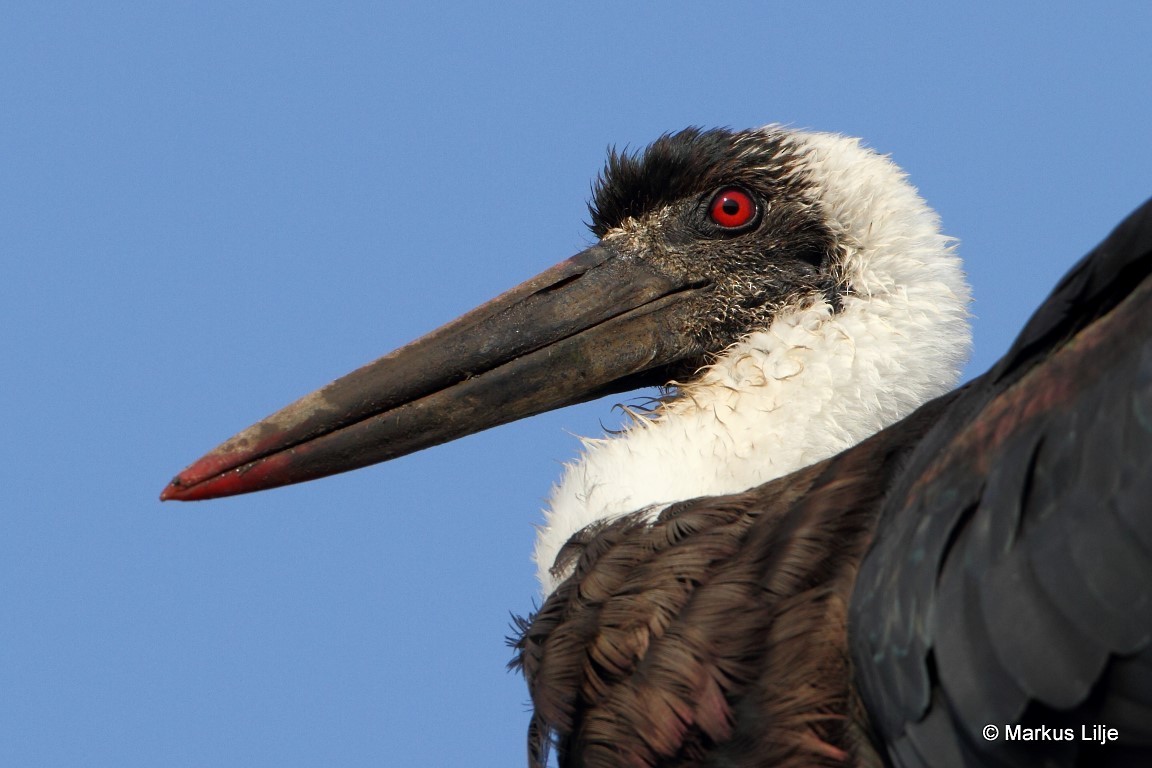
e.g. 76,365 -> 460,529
534,129 -> 972,594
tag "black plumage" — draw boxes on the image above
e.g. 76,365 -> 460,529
853,198 -> 1152,766
511,199 -> 1152,766
164,126 -> 1152,767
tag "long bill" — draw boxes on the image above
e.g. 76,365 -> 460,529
161,243 -> 712,501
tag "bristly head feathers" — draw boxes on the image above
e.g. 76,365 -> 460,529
538,126 -> 972,593
586,127 -> 846,354
588,127 -> 805,237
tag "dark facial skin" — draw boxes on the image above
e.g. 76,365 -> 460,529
160,127 -> 851,502
588,127 -> 844,358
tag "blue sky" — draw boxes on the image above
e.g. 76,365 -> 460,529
3,3 -> 1151,766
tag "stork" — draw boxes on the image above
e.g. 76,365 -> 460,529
162,127 -> 1152,767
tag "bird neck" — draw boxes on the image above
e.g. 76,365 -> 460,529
535,130 -> 972,593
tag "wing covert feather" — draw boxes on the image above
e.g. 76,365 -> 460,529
852,198 -> 1152,767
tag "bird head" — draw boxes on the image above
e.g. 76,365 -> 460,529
161,127 -> 969,505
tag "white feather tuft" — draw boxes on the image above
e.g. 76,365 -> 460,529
534,129 -> 972,593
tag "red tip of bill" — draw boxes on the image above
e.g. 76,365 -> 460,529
159,448 -> 299,501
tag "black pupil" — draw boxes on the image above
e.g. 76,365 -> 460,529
722,198 -> 741,215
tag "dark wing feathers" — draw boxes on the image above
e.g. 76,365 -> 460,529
512,199 -> 1152,767
511,396 -> 955,768
851,197 -> 1152,767
990,196 -> 1152,386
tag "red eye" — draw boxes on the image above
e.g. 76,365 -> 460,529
708,187 -> 757,229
